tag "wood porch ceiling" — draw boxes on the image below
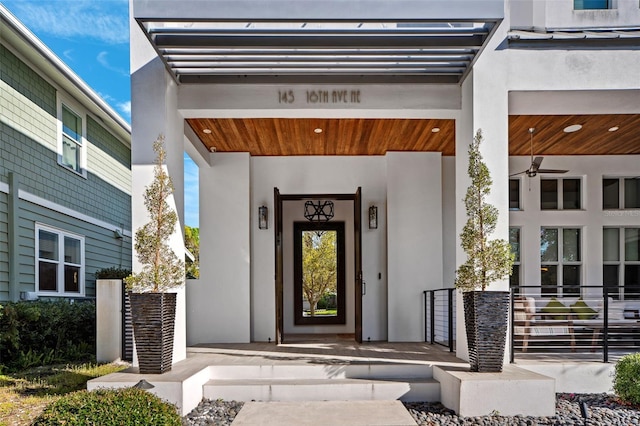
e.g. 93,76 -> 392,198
186,114 -> 640,157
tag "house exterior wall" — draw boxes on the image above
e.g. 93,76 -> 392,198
511,0 -> 640,30
131,0 -> 639,360
387,152 -> 444,342
0,19 -> 131,301
510,155 -> 640,295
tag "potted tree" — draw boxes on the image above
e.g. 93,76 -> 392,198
455,129 -> 514,372
125,136 -> 184,374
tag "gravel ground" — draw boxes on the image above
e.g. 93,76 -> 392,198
182,394 -> 640,426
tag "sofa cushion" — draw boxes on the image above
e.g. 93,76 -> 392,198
597,301 -> 626,321
541,298 -> 570,320
570,298 -> 598,320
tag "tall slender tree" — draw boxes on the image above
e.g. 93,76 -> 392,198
455,130 -> 514,292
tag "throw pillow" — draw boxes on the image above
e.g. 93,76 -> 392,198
570,298 -> 598,320
541,298 -> 570,320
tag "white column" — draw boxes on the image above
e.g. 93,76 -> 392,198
387,152 -> 443,342
130,8 -> 186,364
187,152 -> 251,344
454,16 -> 512,362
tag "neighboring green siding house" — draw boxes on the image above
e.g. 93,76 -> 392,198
0,6 -> 132,302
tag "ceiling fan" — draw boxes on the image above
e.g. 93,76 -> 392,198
510,128 -> 569,178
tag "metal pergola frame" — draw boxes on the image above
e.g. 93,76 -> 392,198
134,0 -> 503,85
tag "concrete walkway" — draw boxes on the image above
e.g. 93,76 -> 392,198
232,400 -> 417,425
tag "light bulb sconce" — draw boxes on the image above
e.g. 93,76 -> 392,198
368,205 -> 378,229
258,205 -> 268,230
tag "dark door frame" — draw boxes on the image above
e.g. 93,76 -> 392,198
274,189 -> 363,343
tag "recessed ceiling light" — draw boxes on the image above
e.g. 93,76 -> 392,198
203,129 -> 212,134
431,127 -> 440,133
563,124 -> 582,133
314,128 -> 323,134
608,126 -> 619,132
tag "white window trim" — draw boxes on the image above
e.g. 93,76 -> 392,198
57,97 -> 87,178
603,226 -> 640,300
540,177 -> 583,211
35,223 -> 85,297
540,226 -> 582,296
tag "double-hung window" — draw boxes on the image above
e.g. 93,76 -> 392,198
541,178 -> 581,210
36,224 -> 84,296
603,178 -> 640,209
603,227 -> 640,300
59,102 -> 85,176
540,227 -> 582,296
509,227 -> 521,293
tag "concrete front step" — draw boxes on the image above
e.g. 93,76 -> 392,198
203,377 -> 440,402
208,363 -> 434,380
232,400 -> 418,425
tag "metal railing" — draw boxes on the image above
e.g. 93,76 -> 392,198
423,288 -> 455,352
510,285 -> 640,363
423,285 -> 640,363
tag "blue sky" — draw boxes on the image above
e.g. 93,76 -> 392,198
3,0 -> 200,228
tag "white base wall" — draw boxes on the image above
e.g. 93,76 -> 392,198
96,279 -> 123,363
387,152 -> 444,342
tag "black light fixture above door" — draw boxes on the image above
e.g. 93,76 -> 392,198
304,200 -> 334,222
368,205 -> 378,229
258,205 -> 268,229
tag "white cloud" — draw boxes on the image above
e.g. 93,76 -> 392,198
63,49 -> 74,61
10,1 -> 129,45
117,101 -> 131,116
96,51 -> 128,76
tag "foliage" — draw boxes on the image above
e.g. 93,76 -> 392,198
32,386 -> 181,426
185,225 -> 200,279
0,300 -> 95,371
302,230 -> 337,316
613,353 -> 640,405
94,267 -> 132,280
0,362 -> 126,425
455,129 -> 514,292
125,136 -> 184,293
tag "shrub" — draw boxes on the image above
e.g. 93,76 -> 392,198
32,388 -> 181,425
613,353 -> 640,405
0,300 -> 95,371
95,267 -> 132,280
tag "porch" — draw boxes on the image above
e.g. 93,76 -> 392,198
88,338 -> 619,417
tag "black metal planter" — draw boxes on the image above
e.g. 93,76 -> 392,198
463,291 -> 510,372
129,292 -> 177,374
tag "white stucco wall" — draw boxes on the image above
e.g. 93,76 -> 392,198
130,12 -> 187,364
186,152 -> 251,344
387,152 -> 444,342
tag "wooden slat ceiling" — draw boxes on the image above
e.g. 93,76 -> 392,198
509,114 -> 640,156
186,114 -> 640,157
187,118 -> 455,156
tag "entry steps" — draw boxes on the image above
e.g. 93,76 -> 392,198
203,364 -> 440,402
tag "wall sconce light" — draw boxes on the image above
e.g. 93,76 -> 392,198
368,205 -> 378,229
258,205 -> 268,230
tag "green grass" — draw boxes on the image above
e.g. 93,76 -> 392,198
0,362 -> 126,426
